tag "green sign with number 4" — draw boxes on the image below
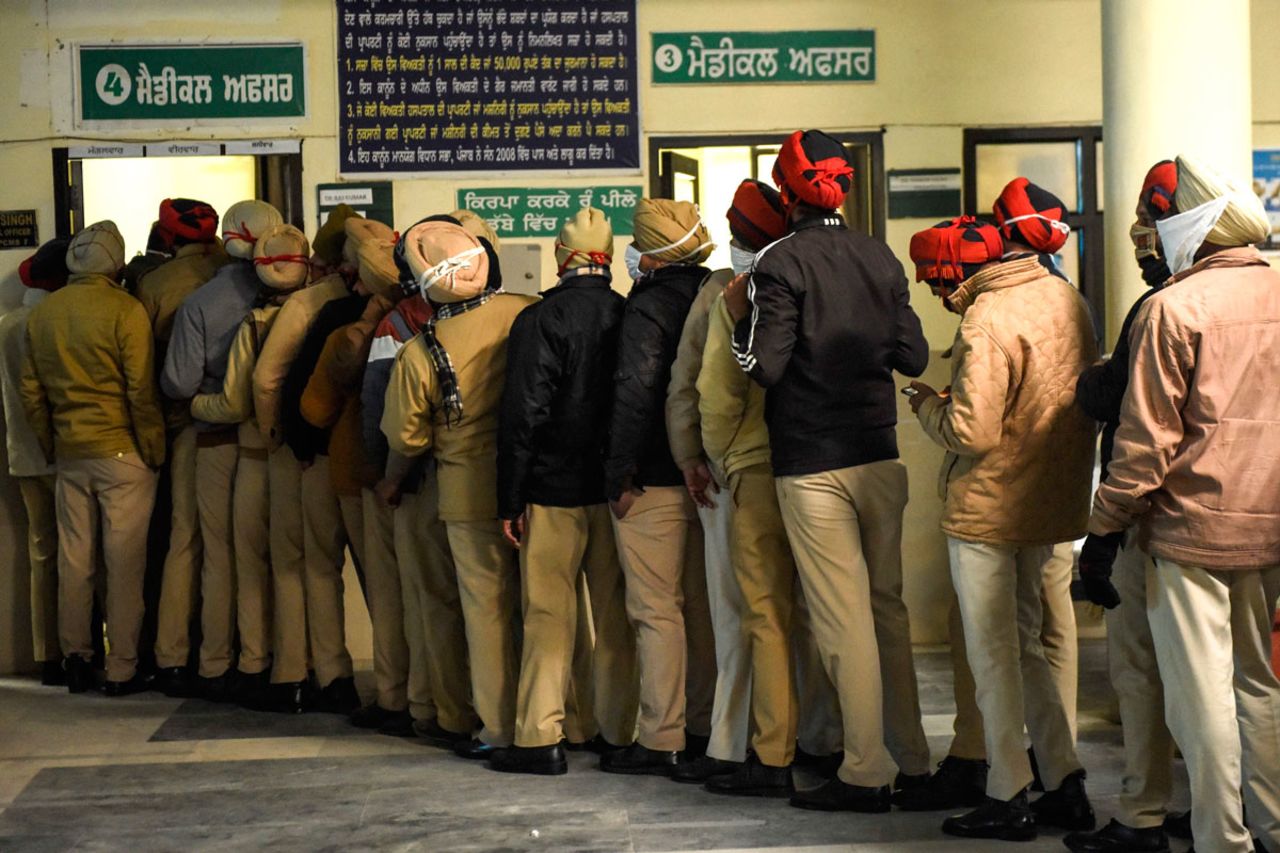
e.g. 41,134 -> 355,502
78,43 -> 306,123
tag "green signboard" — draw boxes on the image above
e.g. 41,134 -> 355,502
651,30 -> 875,85
78,43 -> 306,122
456,186 -> 643,238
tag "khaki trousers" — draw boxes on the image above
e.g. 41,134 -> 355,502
56,454 -> 158,681
233,451 -> 272,675
777,460 -> 930,786
154,426 -> 202,669
562,573 -> 599,744
514,503 -> 639,747
950,540 -> 1080,758
793,580 -> 844,757
363,489 -> 409,711
447,519 -> 518,746
300,457 -> 361,687
395,479 -> 474,730
949,538 -> 1082,800
1148,560 -> 1280,853
1106,538 -> 1174,829
267,448 -> 307,683
698,496 -> 752,763
18,475 -> 59,663
611,485 -> 710,752
194,444 -> 237,678
728,462 -> 801,767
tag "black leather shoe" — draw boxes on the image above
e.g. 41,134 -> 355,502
672,755 -> 741,784
1163,811 -> 1191,840
350,703 -> 397,729
565,734 -> 626,755
315,676 -> 361,715
488,744 -> 568,776
1032,770 -> 1096,832
41,660 -> 66,687
259,681 -> 308,714
705,754 -> 794,798
893,756 -> 989,811
199,672 -> 236,703
599,743 -> 680,776
942,791 -> 1037,841
65,655 -> 95,694
412,719 -> 472,750
104,672 -> 153,697
894,771 -> 930,792
231,670 -> 271,708
156,666 -> 197,698
453,737 -> 501,760
789,778 -> 891,813
1064,819 -> 1170,853
793,746 -> 843,780
377,710 -> 416,738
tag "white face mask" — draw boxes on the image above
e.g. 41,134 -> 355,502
730,244 -> 756,275
1157,196 -> 1230,275
624,243 -> 644,281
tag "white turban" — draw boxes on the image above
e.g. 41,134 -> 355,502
1176,155 -> 1270,247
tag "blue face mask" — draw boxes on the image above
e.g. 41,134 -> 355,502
624,243 -> 644,281
730,244 -> 756,275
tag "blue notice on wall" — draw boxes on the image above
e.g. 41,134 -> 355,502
1252,149 -> 1280,235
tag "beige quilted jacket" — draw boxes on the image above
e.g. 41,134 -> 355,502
917,256 -> 1098,545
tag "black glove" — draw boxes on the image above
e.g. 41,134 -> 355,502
1078,531 -> 1124,609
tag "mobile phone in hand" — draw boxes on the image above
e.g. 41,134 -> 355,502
901,386 -> 919,398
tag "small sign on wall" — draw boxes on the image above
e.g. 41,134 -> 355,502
317,183 -> 394,230
0,210 -> 38,250
888,169 -> 962,220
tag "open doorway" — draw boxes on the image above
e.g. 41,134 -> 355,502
649,132 -> 885,271
52,145 -> 305,257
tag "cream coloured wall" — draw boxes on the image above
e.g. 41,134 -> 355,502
6,0 -> 1280,669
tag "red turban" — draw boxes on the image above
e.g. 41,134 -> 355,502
159,198 -> 219,245
726,179 -> 788,251
1139,160 -> 1178,220
772,130 -> 854,211
992,178 -> 1070,254
909,217 -> 1004,284
18,238 -> 71,291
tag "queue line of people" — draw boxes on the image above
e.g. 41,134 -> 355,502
4,128 -> 1280,852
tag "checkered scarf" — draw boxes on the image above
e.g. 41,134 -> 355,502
424,290 -> 496,426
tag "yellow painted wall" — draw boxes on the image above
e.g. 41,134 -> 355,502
4,0 -> 1280,669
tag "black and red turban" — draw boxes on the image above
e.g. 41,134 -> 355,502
726,179 -> 788,251
909,216 -> 1004,284
992,178 -> 1070,254
772,130 -> 854,211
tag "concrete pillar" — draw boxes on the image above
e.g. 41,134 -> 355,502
1101,0 -> 1253,348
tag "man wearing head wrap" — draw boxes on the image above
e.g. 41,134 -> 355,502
993,178 -> 1073,281
728,129 -> 931,813
907,204 -> 1099,839
298,217 -> 419,734
188,223 -> 303,711
20,221 -> 166,695
485,207 -> 638,775
254,211 -> 379,717
1065,162 -> 1181,853
597,197 -> 718,776
1081,155 -> 1280,853
151,199 -> 283,702
696,181 -> 841,797
382,218 -> 536,759
0,238 -> 70,686
363,210 -> 497,747
657,181 -> 786,786
132,198 -> 232,698
899,217 -> 1080,815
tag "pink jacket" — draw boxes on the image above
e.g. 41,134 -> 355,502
1090,247 -> 1280,569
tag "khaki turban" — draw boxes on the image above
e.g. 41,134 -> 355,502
450,209 -> 502,252
313,204 -> 359,266
556,207 -> 614,272
633,198 -> 712,264
254,224 -> 311,291
401,220 -> 489,303
344,217 -> 398,297
1175,154 -> 1271,247
222,200 -> 283,260
66,221 -> 125,277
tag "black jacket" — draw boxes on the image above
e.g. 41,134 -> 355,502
1075,287 -> 1159,477
496,273 -> 624,518
604,263 -> 709,499
280,293 -> 368,464
732,213 -> 928,477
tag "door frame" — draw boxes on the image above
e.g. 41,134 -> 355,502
647,131 -> 887,241
962,125 -> 1105,338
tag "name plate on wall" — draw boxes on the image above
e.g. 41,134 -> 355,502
77,43 -> 307,124
456,186 -> 642,237
651,30 -> 875,85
